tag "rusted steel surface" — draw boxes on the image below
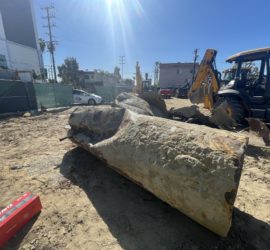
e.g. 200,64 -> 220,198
68,106 -> 248,237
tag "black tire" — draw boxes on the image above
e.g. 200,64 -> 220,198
226,97 -> 245,123
213,96 -> 246,129
88,99 -> 96,105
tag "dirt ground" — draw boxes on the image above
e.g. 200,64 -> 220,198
0,99 -> 269,250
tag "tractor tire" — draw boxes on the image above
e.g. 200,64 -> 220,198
211,97 -> 246,129
88,99 -> 96,106
225,97 -> 246,124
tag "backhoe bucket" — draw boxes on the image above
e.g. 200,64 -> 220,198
138,92 -> 168,117
189,82 -> 214,110
68,106 -> 248,237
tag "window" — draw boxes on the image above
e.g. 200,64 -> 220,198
263,60 -> 267,77
242,60 -> 261,82
222,68 -> 236,81
84,75 -> 90,80
0,54 -> 8,69
73,90 -> 80,95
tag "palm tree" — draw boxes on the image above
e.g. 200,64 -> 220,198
38,38 -> 46,54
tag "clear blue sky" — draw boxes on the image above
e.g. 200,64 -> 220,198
34,0 -> 270,79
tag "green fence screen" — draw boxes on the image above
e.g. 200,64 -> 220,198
95,85 -> 133,103
34,83 -> 73,109
95,86 -> 115,103
0,80 -> 37,113
0,80 -> 131,114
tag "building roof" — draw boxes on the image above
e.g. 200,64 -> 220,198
226,47 -> 270,62
79,70 -> 95,74
159,62 -> 198,68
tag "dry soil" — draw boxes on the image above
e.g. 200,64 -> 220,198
0,100 -> 269,250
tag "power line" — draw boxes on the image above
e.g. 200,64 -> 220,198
119,56 -> 125,80
42,4 -> 58,83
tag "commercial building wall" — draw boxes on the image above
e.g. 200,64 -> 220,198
81,71 -> 119,87
159,63 -> 199,88
0,0 -> 43,74
6,41 -> 41,73
0,0 -> 37,49
0,11 -> 9,69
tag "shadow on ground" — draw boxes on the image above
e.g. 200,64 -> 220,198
60,147 -> 270,250
246,144 -> 270,159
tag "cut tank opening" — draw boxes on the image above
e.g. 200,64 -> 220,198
69,106 -> 126,144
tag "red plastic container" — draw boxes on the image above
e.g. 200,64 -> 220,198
0,193 -> 42,248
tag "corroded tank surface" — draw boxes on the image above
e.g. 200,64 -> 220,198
68,106 -> 248,237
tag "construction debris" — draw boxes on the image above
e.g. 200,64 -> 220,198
68,106 -> 248,237
247,118 -> 270,146
114,92 -> 168,118
114,92 -> 154,116
138,92 -> 168,118
210,100 -> 239,130
169,105 -> 216,127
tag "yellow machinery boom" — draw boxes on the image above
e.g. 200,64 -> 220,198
134,61 -> 143,94
133,61 -> 168,117
188,49 -> 220,109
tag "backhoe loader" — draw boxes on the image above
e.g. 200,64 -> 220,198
133,61 -> 168,116
189,48 -> 270,129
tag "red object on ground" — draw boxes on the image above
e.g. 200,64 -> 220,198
159,88 -> 175,98
0,193 -> 42,248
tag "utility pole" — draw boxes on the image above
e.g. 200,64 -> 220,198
153,62 -> 159,86
119,56 -> 125,80
42,4 -> 57,83
192,49 -> 199,83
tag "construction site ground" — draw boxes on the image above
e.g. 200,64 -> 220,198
0,98 -> 269,250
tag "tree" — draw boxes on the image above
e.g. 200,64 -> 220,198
38,38 -> 46,53
124,78 -> 134,86
47,41 -> 55,54
242,62 -> 260,80
114,66 -> 121,80
58,57 -> 80,86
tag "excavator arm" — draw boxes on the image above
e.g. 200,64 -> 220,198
134,61 -> 144,94
188,49 -> 220,109
133,61 -> 168,116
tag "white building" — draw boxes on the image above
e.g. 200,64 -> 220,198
159,62 -> 199,89
80,70 -> 119,87
0,0 -> 43,74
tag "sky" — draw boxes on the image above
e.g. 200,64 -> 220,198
34,0 -> 270,79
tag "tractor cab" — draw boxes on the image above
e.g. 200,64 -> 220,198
221,67 -> 250,85
218,48 -> 270,120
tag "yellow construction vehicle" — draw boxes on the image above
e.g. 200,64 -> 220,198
189,49 -> 220,109
134,61 -> 153,94
189,48 -> 270,129
134,61 -> 168,116
134,61 -> 144,94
